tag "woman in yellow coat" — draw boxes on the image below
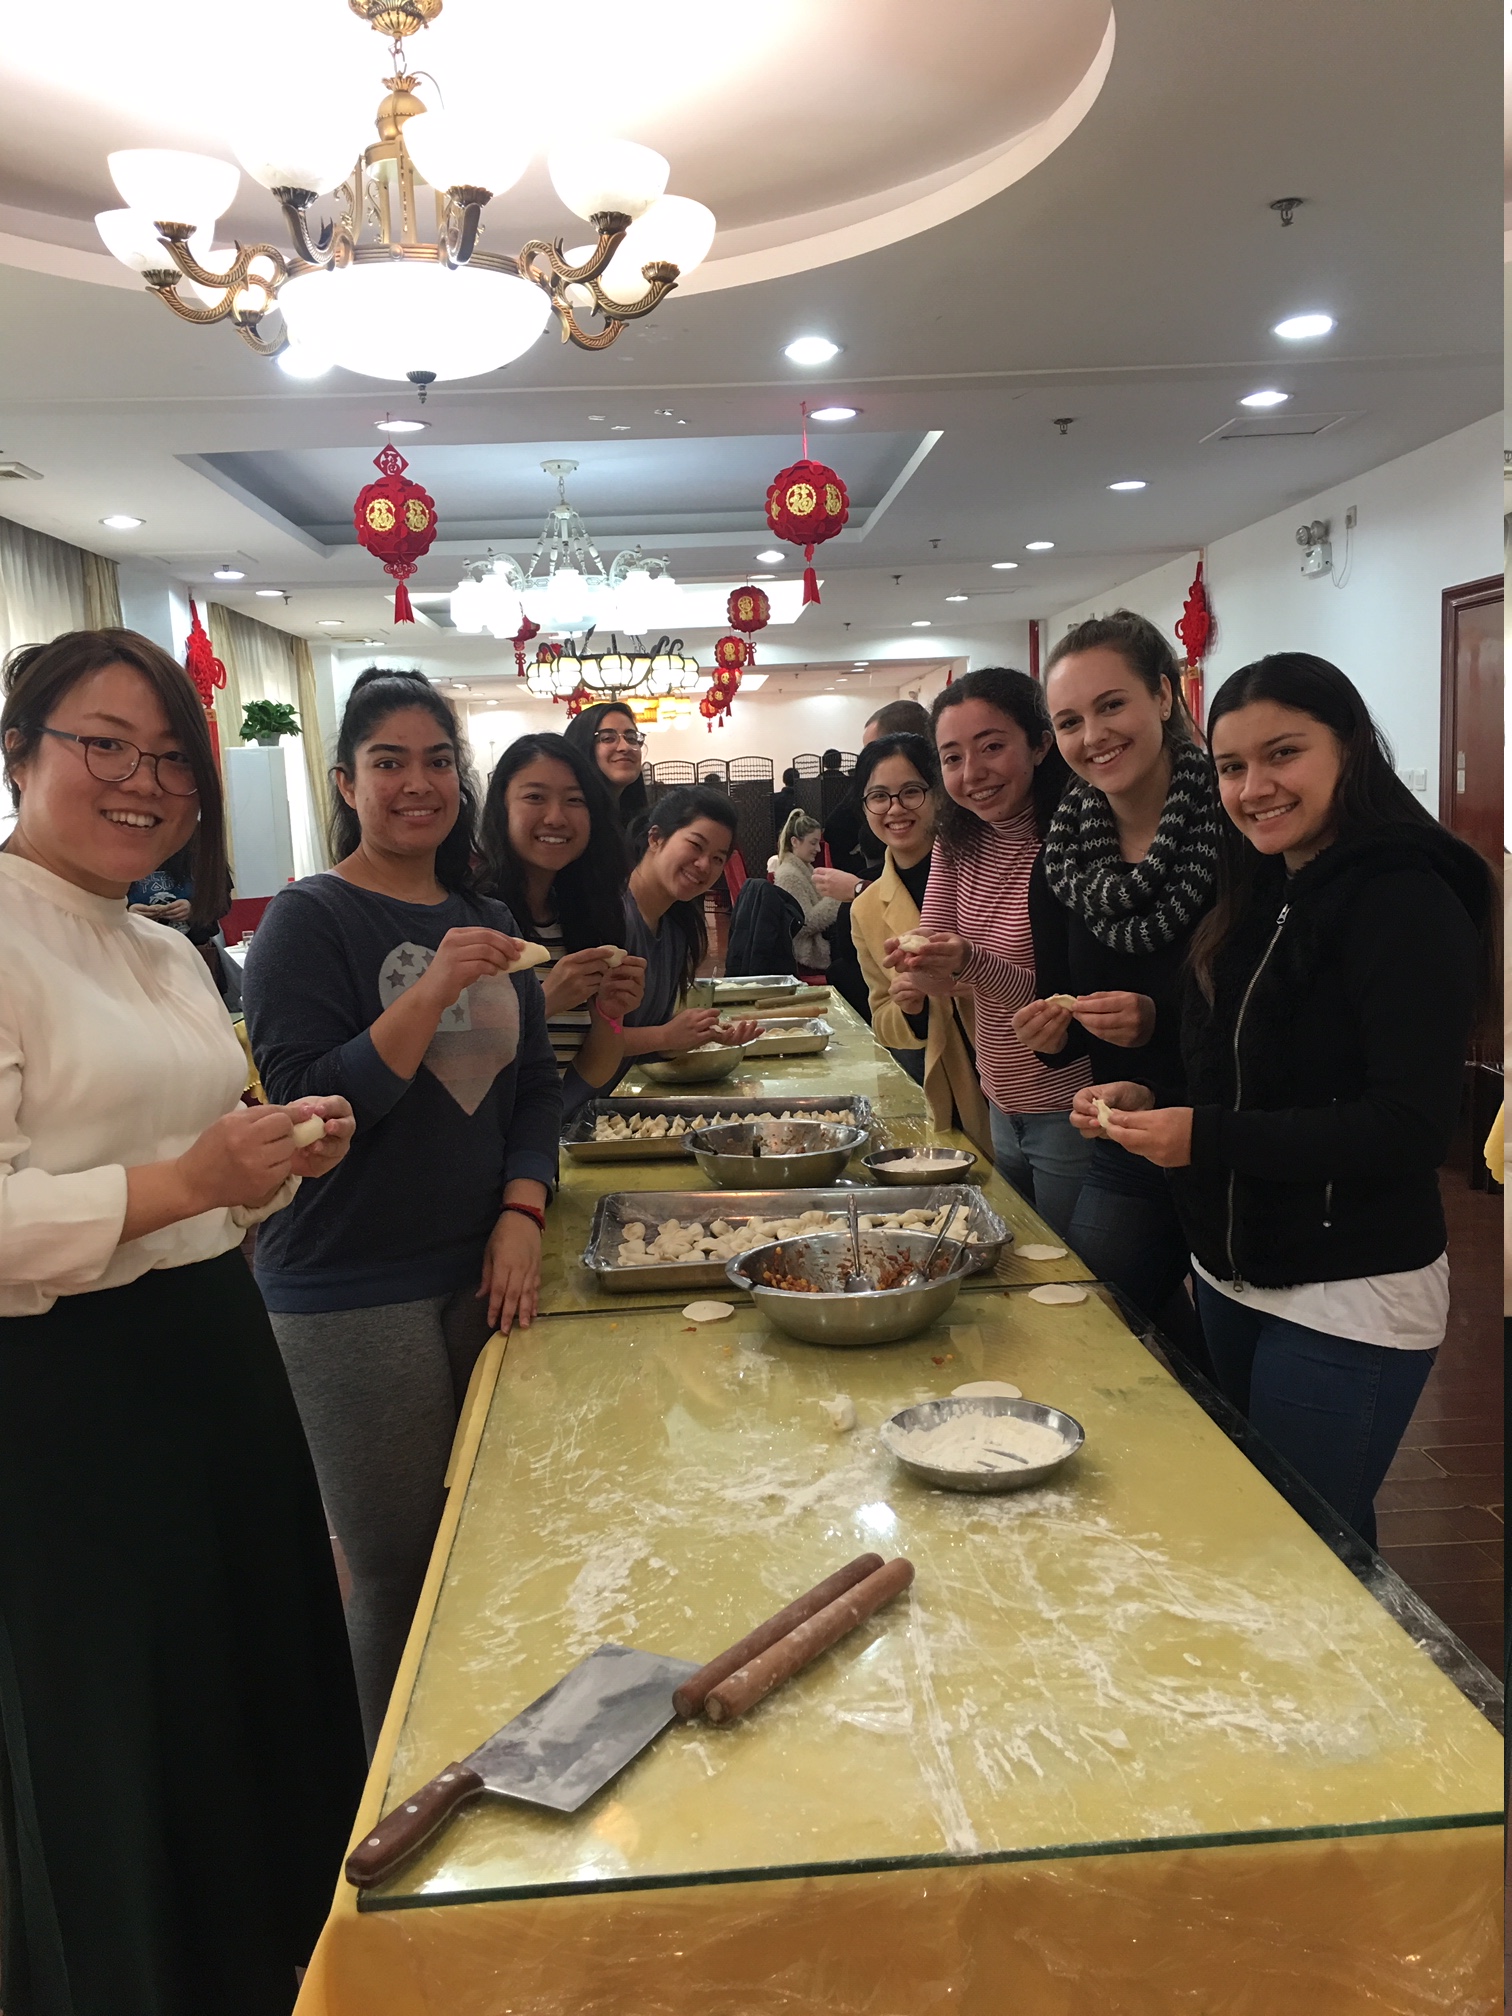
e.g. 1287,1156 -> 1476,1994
849,732 -> 991,1153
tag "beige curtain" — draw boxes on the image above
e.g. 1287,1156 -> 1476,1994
0,514 -> 121,656
209,602 -> 322,876
292,636 -> 331,868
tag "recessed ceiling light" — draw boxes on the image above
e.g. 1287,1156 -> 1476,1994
255,588 -> 287,598
375,417 -> 428,433
212,564 -> 245,580
278,348 -> 331,379
810,405 -> 858,422
452,681 -> 470,692
945,593 -> 968,602
756,550 -> 784,565
1107,479 -> 1147,491
991,560 -> 1019,571
911,619 -> 931,628
784,335 -> 841,365
653,407 -> 674,417
1025,541 -> 1055,552
317,619 -> 343,627
1239,388 -> 1290,408
100,513 -> 143,530
587,413 -> 607,422
486,698 -> 499,706
1273,312 -> 1334,340
610,423 -> 631,431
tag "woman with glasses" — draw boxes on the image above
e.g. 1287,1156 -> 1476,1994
563,700 -> 650,828
849,733 -> 989,1150
0,630 -> 363,2013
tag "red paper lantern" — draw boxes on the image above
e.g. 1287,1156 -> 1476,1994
353,444 -> 438,623
765,418 -> 849,606
726,583 -> 771,643
713,634 -> 750,673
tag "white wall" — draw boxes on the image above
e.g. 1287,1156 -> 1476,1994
1048,416 -> 1502,806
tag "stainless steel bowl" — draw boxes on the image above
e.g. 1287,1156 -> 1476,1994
725,1229 -> 970,1345
863,1145 -> 978,1186
690,1120 -> 868,1189
880,1397 -> 1084,1492
642,1044 -> 748,1085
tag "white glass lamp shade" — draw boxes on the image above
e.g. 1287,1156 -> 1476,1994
278,260 -> 552,382
541,566 -> 591,632
548,139 -> 668,222
477,568 -> 522,639
405,109 -> 530,198
610,566 -> 655,634
108,149 -> 240,225
598,195 -> 715,301
278,344 -> 334,379
231,108 -> 371,196
95,209 -> 212,274
450,576 -> 488,634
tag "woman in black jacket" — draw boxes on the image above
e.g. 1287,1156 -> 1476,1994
1081,653 -> 1494,1545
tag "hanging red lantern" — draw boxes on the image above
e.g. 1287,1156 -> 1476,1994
182,598 -> 226,762
565,682 -> 594,717
1173,558 -> 1213,732
765,407 -> 849,606
713,633 -> 750,673
511,612 -> 540,679
352,444 -> 438,623
726,584 -> 770,661
699,690 -> 722,733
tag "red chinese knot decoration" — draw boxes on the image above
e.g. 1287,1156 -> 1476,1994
1173,558 -> 1213,730
183,598 -> 226,760
512,612 -> 540,679
713,634 -> 750,673
352,444 -> 438,623
765,409 -> 849,606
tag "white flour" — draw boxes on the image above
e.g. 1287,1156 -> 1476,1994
893,1411 -> 1067,1473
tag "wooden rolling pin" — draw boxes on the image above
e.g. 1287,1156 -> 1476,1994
703,1557 -> 915,1725
673,1554 -> 883,1719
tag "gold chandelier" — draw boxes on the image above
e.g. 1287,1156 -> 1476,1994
95,0 -> 716,385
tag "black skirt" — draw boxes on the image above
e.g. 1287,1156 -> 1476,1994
0,1250 -> 366,2016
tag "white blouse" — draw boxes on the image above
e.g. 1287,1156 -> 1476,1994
0,851 -> 293,1317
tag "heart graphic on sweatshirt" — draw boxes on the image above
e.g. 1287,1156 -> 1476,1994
377,942 -> 521,1116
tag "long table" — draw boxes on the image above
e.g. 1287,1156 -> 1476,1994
293,998 -> 1503,2015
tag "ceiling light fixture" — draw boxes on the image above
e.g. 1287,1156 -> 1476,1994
375,415 -> 428,433
911,619 -> 931,628
809,405 -> 857,421
756,550 -> 784,565
945,594 -> 968,602
1107,479 -> 1147,491
587,413 -> 606,422
1025,541 -> 1055,552
100,513 -> 144,530
452,680 -> 470,691
852,660 -> 870,667
1239,388 -> 1290,408
1273,313 -> 1334,340
255,587 -> 287,597
991,561 -> 1019,571
94,3 -> 715,385
318,618 -> 343,627
212,564 -> 245,580
784,336 -> 841,366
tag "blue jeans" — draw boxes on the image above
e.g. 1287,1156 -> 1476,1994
988,1106 -> 1092,1242
1068,1141 -> 1209,1371
1194,1277 -> 1435,1548
889,1045 -> 927,1086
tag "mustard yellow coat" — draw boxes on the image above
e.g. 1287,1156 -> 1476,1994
851,854 -> 991,1155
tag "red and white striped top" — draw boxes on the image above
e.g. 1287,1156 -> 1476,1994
919,807 -> 1090,1115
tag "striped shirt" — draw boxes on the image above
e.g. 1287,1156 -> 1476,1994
534,916 -> 593,1073
919,807 -> 1090,1115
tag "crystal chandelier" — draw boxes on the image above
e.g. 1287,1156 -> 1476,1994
451,460 -> 684,638
94,0 -> 716,385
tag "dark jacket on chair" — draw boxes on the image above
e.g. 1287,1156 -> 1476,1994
727,878 -> 804,978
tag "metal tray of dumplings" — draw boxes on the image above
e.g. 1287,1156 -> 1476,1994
562,1094 -> 874,1163
742,1018 -> 832,1058
581,1183 -> 1011,1291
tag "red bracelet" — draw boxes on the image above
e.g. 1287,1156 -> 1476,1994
502,1201 -> 546,1233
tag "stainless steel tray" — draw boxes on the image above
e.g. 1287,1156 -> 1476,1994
742,1018 -> 832,1058
563,1094 -> 874,1163
581,1183 -> 1010,1291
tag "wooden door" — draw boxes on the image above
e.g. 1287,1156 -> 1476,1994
1438,575 -> 1503,869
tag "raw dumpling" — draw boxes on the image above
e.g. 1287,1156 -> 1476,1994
503,940 -> 551,975
1093,1097 -> 1113,1136
817,1394 -> 857,1431
1046,993 -> 1077,1009
290,1114 -> 326,1148
896,931 -> 933,953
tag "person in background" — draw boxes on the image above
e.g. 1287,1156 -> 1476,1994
1084,654 -> 1494,1546
243,669 -> 562,1749
827,706 -> 931,881
562,700 -> 650,830
821,747 -> 845,776
701,770 -> 724,789
772,765 -> 802,833
1013,611 -> 1220,1362
774,808 -> 840,973
850,731 -> 989,1149
127,838 -> 194,928
0,628 -> 362,2013
621,784 -> 759,1058
864,698 -> 933,745
478,732 -> 646,1113
888,667 -> 1091,1237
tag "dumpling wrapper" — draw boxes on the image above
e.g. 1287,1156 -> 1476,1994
896,930 -> 933,954
503,940 -> 551,975
290,1115 -> 327,1148
1094,1096 -> 1113,1136
1027,1283 -> 1088,1306
683,1300 -> 734,1322
952,1379 -> 1022,1399
1016,1242 -> 1068,1262
1046,993 -> 1077,1009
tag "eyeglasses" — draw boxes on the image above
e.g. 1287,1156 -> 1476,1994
593,728 -> 645,748
40,726 -> 198,795
861,782 -> 930,813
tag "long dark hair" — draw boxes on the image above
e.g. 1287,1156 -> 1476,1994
1045,608 -> 1198,750
930,667 -> 1071,849
562,701 -> 649,824
1190,652 -> 1497,1008
478,731 -> 628,949
329,668 -> 480,893
628,783 -> 738,993
1,627 -> 230,925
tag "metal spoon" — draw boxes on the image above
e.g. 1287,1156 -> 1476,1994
842,1193 -> 869,1293
897,1208 -> 958,1290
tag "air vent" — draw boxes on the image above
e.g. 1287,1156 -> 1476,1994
0,460 -> 43,481
1201,412 -> 1354,443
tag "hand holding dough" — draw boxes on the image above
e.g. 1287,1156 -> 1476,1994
1046,993 -> 1077,1010
1093,1096 -> 1113,1137
599,945 -> 628,969
503,940 -> 552,975
896,931 -> 933,954
290,1115 -> 327,1149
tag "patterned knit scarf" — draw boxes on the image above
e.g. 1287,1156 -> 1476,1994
1041,738 -> 1221,954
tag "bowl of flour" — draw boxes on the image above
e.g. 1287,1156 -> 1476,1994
880,1397 -> 1084,1493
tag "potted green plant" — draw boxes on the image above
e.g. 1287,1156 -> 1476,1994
240,700 -> 302,747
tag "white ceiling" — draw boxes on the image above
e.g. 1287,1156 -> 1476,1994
0,0 -> 1498,691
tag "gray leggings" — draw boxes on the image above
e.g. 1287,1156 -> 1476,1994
269,1287 -> 492,1751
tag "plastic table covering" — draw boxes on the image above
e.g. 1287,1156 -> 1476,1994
294,1288 -> 1503,2016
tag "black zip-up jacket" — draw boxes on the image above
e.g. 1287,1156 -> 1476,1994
1166,824 -> 1486,1289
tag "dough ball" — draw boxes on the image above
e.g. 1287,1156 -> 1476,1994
817,1394 -> 857,1431
1016,1242 -> 1068,1262
683,1300 -> 734,1322
290,1115 -> 326,1149
1027,1283 -> 1088,1306
952,1380 -> 1022,1400
601,945 -> 627,968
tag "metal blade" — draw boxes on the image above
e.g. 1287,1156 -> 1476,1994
465,1644 -> 701,1815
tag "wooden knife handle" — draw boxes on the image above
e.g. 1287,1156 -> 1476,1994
704,1557 -> 915,1725
673,1553 -> 884,1719
344,1761 -> 484,1889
